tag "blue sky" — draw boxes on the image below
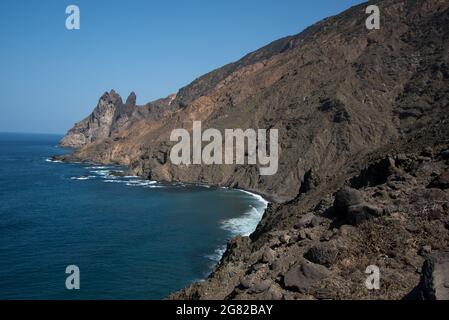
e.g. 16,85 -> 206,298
0,0 -> 365,134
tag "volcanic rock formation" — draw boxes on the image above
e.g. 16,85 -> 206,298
59,0 -> 449,299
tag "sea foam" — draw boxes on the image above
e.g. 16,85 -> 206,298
208,189 -> 269,262
125,180 -> 157,187
238,189 -> 269,207
70,176 -> 96,180
205,245 -> 227,262
220,205 -> 264,237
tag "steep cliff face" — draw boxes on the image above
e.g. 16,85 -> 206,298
58,0 -> 449,299
60,0 -> 449,203
60,90 -> 138,148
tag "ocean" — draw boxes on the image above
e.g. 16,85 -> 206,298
0,133 -> 267,299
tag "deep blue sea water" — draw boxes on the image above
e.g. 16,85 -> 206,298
0,133 -> 267,299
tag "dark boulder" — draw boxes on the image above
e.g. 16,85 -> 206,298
262,248 -> 276,263
346,204 -> 384,225
421,147 -> 434,158
440,149 -> 449,160
334,187 -> 365,210
428,170 -> 449,189
239,277 -> 253,289
294,213 -> 315,229
333,187 -> 384,225
283,261 -> 331,292
349,157 -> 398,189
249,280 -> 272,294
405,251 -> 449,300
304,242 -> 339,267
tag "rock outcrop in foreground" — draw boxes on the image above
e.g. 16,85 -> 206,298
59,0 -> 449,299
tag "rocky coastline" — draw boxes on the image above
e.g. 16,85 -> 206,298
57,0 -> 449,300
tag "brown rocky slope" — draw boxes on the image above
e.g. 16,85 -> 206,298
58,0 -> 449,299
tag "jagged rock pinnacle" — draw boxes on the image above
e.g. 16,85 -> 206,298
126,92 -> 137,106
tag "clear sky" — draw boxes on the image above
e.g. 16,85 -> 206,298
0,0 -> 365,134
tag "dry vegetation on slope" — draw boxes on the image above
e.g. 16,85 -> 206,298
59,0 -> 449,299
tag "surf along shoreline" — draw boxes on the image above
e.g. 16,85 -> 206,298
48,152 -> 270,277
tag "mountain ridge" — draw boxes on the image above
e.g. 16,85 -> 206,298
58,0 -> 449,299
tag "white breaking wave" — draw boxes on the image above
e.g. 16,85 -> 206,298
209,189 -> 269,263
205,245 -> 227,262
238,189 -> 269,207
101,176 -> 162,189
146,185 -> 166,189
70,176 -> 96,180
125,180 -> 157,187
45,158 -> 62,163
103,179 -> 126,183
90,170 -> 111,176
86,166 -> 112,170
220,205 -> 264,237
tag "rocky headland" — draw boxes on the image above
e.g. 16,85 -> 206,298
58,0 -> 449,299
